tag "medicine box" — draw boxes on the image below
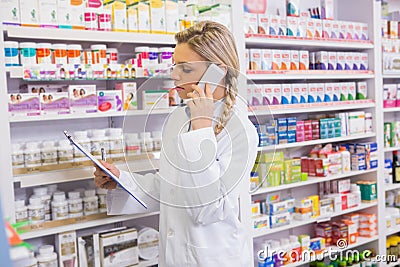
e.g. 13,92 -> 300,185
19,0 -> 39,26
286,16 -> 298,36
68,85 -> 97,114
97,90 -> 123,112
279,16 -> 287,36
308,83 -> 318,103
322,20 -> 332,38
328,52 -> 337,70
40,92 -> 70,115
165,0 -> 179,33
316,83 -> 324,102
257,14 -> 269,35
360,53 -> 368,70
115,82 -> 137,110
142,90 -> 169,109
356,82 -> 368,100
361,23 -> 368,40
354,23 -> 362,40
356,181 -> 377,202
8,93 -> 40,116
56,231 -> 78,267
290,50 -> 299,70
299,50 -> 309,70
331,21 -> 339,39
100,228 -> 139,267
321,0 -> 334,20
272,50 -> 282,70
324,83 -> 334,102
271,84 -> 281,105
348,111 -> 365,134
344,53 -> 353,70
103,0 -> 127,31
57,0 -> 72,29
336,52 -> 345,70
346,22 -> 354,40
269,15 -> 280,35
353,53 -> 361,70
340,83 -> 348,101
137,0 -> 151,33
384,84 -> 397,108
0,0 -> 20,25
249,49 -> 262,71
244,12 -> 257,34
127,0 -> 139,32
306,18 -> 315,38
269,212 -> 290,228
291,83 -> 301,104
39,0 -> 58,28
149,0 -> 166,33
316,51 -> 328,70
260,84 -> 271,105
261,49 -> 272,70
333,83 -> 340,101
348,82 -> 356,100
314,19 -> 322,38
281,84 -> 291,104
352,153 -> 366,171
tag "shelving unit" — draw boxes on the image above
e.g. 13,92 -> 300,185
385,183 -> 400,192
246,71 -> 375,81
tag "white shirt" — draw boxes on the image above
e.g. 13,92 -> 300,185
107,100 -> 259,267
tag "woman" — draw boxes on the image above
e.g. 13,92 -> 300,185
94,21 -> 258,267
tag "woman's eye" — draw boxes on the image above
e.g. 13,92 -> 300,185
182,67 -> 192,73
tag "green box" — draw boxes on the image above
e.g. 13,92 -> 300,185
356,181 -> 377,202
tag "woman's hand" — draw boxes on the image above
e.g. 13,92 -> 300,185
94,161 -> 120,190
186,83 -> 214,131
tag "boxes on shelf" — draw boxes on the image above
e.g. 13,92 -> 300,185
116,82 -> 137,110
40,92 -> 70,115
142,90 -> 169,109
97,90 -> 123,113
68,85 -> 97,114
56,231 -> 78,267
39,0 -> 58,28
1,0 -> 20,25
8,93 -> 40,116
103,0 -> 127,32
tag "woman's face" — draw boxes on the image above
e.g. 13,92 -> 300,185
170,43 -> 209,99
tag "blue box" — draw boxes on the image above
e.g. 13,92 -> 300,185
278,132 -> 288,144
287,117 -> 297,131
278,118 -> 288,132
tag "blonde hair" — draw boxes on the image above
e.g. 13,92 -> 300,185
175,21 -> 239,136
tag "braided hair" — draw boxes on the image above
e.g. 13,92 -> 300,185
175,21 -> 240,135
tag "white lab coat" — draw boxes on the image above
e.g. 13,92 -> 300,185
106,100 -> 259,267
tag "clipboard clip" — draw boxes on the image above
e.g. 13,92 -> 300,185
63,130 -> 73,144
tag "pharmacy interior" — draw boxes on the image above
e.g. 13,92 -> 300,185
2,0 -> 400,266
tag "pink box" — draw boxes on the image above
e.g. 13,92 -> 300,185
322,20 -> 332,38
384,84 -> 397,108
40,92 -> 70,115
8,93 -> 40,116
296,121 -> 305,142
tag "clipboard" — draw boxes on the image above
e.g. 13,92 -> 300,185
63,130 -> 147,209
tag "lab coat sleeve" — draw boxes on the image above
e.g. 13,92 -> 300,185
106,171 -> 160,215
177,125 -> 258,225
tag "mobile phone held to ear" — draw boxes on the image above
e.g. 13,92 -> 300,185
197,63 -> 226,94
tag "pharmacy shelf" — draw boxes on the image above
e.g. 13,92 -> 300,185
245,34 -> 374,49
248,100 -> 375,116
257,132 -> 376,152
5,66 -> 23,78
385,183 -> 400,192
384,107 -> 400,113
19,211 -> 160,240
14,159 -> 160,188
383,73 -> 400,78
9,108 -> 176,122
386,226 -> 400,236
251,169 -> 377,195
4,25 -> 176,45
384,146 -> 400,152
281,236 -> 379,267
246,70 -> 375,80
139,258 -> 158,267
252,202 -> 377,238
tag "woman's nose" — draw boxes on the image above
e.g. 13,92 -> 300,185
170,67 -> 180,81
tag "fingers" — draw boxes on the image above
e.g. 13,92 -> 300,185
191,84 -> 205,98
204,83 -> 213,99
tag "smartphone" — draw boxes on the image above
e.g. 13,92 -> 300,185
197,63 -> 226,94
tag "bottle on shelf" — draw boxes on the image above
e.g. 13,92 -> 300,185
393,151 -> 400,183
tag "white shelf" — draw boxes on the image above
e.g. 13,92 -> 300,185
387,226 -> 400,236
14,159 -> 159,188
251,169 -> 377,195
4,25 -> 175,44
257,132 -> 376,152
385,183 -> 400,192
281,236 -> 379,267
5,66 -> 23,78
245,35 -> 374,49
249,101 -> 375,116
9,108 -> 176,122
253,202 -> 377,238
384,107 -> 400,113
384,146 -> 400,152
246,70 -> 375,80
383,73 -> 400,78
20,211 -> 160,240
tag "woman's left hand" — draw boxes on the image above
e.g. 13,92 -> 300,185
186,83 -> 214,131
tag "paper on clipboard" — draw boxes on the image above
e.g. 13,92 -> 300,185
63,130 -> 147,209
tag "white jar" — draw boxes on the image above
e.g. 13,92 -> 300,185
41,141 -> 58,165
91,44 -> 107,65
106,48 -> 118,64
47,184 -> 58,196
20,42 -> 37,66
125,133 -> 141,155
15,199 -> 28,223
107,128 -> 124,157
148,47 -> 159,65
57,140 -> 74,164
152,131 -> 162,151
11,143 -> 25,168
51,191 -> 69,220
340,146 -> 351,173
140,132 -> 154,152
96,188 -> 107,213
14,254 -> 37,267
4,41 -> 19,66
24,142 -> 42,168
28,196 -> 45,224
90,129 -> 109,157
37,245 -> 58,267
135,46 -> 149,68
68,191 -> 83,218
36,43 -> 52,64
73,131 -> 91,162
67,44 -> 82,64
351,184 -> 361,206
51,43 -> 68,65
83,189 -> 99,215
159,47 -> 174,66
33,187 -> 51,221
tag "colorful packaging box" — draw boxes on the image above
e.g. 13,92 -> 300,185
19,0 -> 39,26
322,20 -> 332,38
291,83 -> 301,104
142,90 -> 169,109
356,82 -> 368,100
149,0 -> 166,33
281,50 -> 290,70
316,51 -> 328,70
286,16 -> 298,36
348,82 -> 356,100
324,83 -> 334,102
308,83 -> 318,103
257,14 -> 269,34
384,84 -> 397,108
249,49 -> 262,71
116,82 -> 137,110
68,85 -> 97,114
1,0 -> 20,25
328,52 -> 337,70
281,84 -> 291,104
316,83 -> 324,102
360,53 -> 368,70
165,0 -> 179,33
261,49 -> 273,70
290,50 -> 299,70
40,92 -> 70,115
269,15 -> 280,35
127,0 -> 139,32
340,83 -> 349,101
356,181 -> 377,202
331,20 -> 340,39
39,0 -> 58,28
299,50 -> 309,70
306,18 -> 315,38
348,111 -> 365,134
260,84 -> 271,105
314,19 -> 322,38
344,53 -> 353,70
8,93 -> 40,116
97,90 -> 123,112
336,52 -> 345,70
137,0 -> 151,33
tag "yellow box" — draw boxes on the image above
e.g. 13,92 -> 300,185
308,195 -> 320,218
150,0 -> 166,33
126,0 -> 139,32
103,0 -> 127,31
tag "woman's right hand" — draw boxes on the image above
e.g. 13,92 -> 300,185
94,161 -> 120,190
